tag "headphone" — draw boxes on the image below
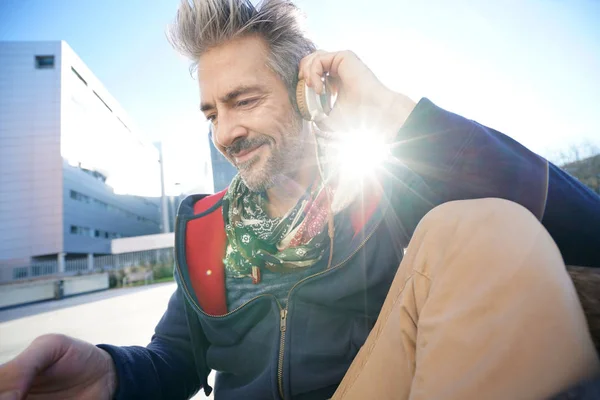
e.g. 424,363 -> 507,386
296,77 -> 334,122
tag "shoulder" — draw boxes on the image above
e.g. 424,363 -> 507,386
192,189 -> 228,215
177,188 -> 228,218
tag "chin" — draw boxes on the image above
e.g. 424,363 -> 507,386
240,164 -> 277,192
240,175 -> 276,192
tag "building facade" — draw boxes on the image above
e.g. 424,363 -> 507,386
208,131 -> 237,192
0,41 -> 162,265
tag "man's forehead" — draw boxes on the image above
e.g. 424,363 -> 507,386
198,68 -> 266,106
197,43 -> 271,98
197,36 -> 269,78
197,63 -> 263,87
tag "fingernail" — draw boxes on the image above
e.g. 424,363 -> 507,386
0,391 -> 20,400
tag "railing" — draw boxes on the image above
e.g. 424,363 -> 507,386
0,248 -> 174,284
8,260 -> 58,283
65,258 -> 89,274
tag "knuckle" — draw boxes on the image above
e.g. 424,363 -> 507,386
34,333 -> 68,347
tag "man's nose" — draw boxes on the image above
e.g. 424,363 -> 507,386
214,112 -> 248,149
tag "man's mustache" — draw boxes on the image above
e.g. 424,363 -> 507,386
226,136 -> 272,158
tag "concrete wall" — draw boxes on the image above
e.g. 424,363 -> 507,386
111,233 -> 174,254
62,273 -> 109,296
0,41 -> 64,260
0,273 -> 109,309
0,280 -> 55,309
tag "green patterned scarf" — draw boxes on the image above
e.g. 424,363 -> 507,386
222,174 -> 331,281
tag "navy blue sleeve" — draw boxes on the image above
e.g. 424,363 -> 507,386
550,378 -> 600,399
97,286 -> 205,400
390,98 -> 600,267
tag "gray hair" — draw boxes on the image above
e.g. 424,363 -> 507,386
167,0 -> 316,106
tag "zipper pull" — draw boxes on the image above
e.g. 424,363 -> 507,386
280,309 -> 287,332
251,266 -> 261,284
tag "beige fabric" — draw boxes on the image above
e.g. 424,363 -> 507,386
333,198 -> 599,400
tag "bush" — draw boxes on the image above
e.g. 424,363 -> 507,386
108,272 -> 118,288
106,259 -> 175,289
108,269 -> 125,288
152,262 -> 175,280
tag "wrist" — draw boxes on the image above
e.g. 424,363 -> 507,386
380,90 -> 416,142
99,348 -> 118,398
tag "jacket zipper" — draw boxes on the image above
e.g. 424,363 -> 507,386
277,308 -> 287,399
275,218 -> 382,400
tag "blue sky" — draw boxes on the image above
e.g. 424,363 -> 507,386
2,0 -> 599,192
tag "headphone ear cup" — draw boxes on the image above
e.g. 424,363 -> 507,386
296,79 -> 312,121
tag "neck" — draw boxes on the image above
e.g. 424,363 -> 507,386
265,149 -> 317,218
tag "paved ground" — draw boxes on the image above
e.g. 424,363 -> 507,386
0,282 -> 212,399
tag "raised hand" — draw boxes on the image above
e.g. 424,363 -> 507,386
298,50 -> 416,140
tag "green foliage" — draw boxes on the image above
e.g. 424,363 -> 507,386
107,256 -> 175,289
152,262 -> 175,280
562,154 -> 600,195
108,269 -> 125,288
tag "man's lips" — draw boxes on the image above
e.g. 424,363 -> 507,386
233,144 -> 265,164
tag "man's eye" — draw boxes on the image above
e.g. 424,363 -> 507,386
236,98 -> 257,107
206,114 -> 217,123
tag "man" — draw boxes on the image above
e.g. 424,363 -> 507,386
1,0 -> 600,399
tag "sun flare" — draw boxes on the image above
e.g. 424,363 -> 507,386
330,131 -> 389,179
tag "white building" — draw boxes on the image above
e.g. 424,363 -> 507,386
0,41 -> 163,269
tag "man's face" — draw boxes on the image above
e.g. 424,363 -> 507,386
198,35 -> 306,192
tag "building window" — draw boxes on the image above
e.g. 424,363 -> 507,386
94,229 -> 115,239
35,55 -> 55,69
69,190 -> 159,226
14,267 -> 28,279
70,225 -> 93,237
71,225 -> 87,236
71,67 -> 87,86
72,226 -> 120,239
70,190 -> 91,203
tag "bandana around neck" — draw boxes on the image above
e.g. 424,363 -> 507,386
222,174 -> 332,282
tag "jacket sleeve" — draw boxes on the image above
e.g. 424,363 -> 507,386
97,284 -> 208,400
388,98 -> 600,267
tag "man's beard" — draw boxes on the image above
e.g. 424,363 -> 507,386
225,116 -> 304,192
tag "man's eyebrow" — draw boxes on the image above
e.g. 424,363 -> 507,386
200,102 -> 214,113
200,85 -> 267,113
